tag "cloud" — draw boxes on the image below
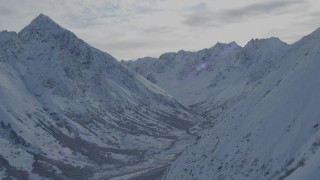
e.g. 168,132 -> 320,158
1,0 -> 318,60
141,26 -> 177,34
135,6 -> 162,14
221,0 -> 306,20
101,40 -> 149,50
182,2 -> 219,27
95,36 -> 190,60
265,10 -> 320,43
0,6 -> 15,16
183,0 -> 308,27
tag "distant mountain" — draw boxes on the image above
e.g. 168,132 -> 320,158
0,14 -> 201,179
158,28 -> 320,179
124,27 -> 320,180
123,38 -> 289,121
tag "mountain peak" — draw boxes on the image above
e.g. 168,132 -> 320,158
244,37 -> 287,50
21,14 -> 60,31
32,13 -> 55,24
211,41 -> 241,49
207,41 -> 241,55
18,14 -> 70,42
227,41 -> 238,46
294,26 -> 320,45
35,13 -> 51,20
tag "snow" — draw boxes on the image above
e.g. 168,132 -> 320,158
0,14 -> 201,179
0,138 -> 34,171
123,39 -> 288,117
286,150 -> 320,180
1,13 -> 320,180
160,28 -> 320,180
136,74 -> 172,97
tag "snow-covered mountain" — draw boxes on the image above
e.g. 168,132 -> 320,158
0,14 -> 201,179
124,27 -> 320,179
2,13 -> 320,180
159,28 -> 320,179
123,38 -> 289,122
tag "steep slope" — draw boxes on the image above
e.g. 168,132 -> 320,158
122,42 -> 242,106
162,28 -> 320,179
123,38 -> 289,122
0,14 -> 200,179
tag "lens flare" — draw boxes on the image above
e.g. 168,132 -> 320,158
195,62 -> 207,72
200,63 -> 207,69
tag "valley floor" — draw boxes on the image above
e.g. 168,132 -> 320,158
93,133 -> 196,180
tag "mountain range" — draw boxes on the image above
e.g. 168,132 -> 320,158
1,14 -> 320,180
125,26 -> 320,180
0,14 -> 202,179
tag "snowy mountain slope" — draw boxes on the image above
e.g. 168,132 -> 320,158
162,28 -> 320,180
122,42 -> 241,106
0,14 -> 201,179
123,38 -> 290,122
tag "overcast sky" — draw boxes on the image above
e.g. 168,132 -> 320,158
1,0 -> 320,60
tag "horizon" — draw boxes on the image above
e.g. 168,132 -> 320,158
1,0 -> 320,60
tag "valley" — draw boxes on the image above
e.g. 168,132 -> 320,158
1,14 -> 320,180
